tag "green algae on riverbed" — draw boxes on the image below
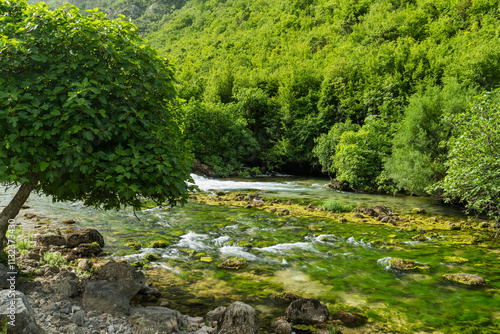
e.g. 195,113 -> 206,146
5,184 -> 500,333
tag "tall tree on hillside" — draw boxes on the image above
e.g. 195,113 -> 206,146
0,0 -> 193,249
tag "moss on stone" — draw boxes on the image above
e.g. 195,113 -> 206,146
443,273 -> 485,286
443,256 -> 469,264
144,253 -> 161,261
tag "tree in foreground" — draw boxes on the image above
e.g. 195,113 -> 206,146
431,90 -> 500,235
0,0 -> 193,248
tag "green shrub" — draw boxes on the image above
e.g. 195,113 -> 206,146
185,99 -> 259,176
41,252 -> 67,267
320,200 -> 354,213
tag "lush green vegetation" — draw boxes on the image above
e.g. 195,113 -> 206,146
0,0 -> 192,244
26,0 -> 500,220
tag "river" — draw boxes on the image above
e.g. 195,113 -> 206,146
2,174 -> 499,333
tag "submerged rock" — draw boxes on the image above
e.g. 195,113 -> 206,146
412,208 -> 426,214
389,258 -> 431,271
216,301 -> 258,334
219,257 -> 247,269
443,273 -> 486,286
285,298 -> 329,325
275,292 -> 300,302
333,311 -> 368,327
442,256 -> 469,264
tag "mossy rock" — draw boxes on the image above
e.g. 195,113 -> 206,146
179,248 -> 196,257
219,257 -> 247,269
199,256 -> 213,263
412,208 -> 427,214
238,241 -> 253,248
144,253 -> 161,261
126,242 -> 142,250
149,240 -> 169,248
412,235 -> 427,242
132,261 -> 145,268
389,258 -> 431,271
443,273 -> 485,286
194,252 -> 207,258
443,256 -> 469,264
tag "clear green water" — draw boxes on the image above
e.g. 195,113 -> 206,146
2,175 -> 499,333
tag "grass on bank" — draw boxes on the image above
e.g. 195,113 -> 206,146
320,199 -> 354,213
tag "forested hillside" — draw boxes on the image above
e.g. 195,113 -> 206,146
31,0 -> 500,220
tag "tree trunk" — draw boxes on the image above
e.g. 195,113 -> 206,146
0,174 -> 39,249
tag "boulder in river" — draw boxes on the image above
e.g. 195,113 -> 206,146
333,310 -> 368,327
443,273 -> 486,286
389,258 -> 431,271
219,257 -> 247,269
285,298 -> 329,325
216,301 -> 259,334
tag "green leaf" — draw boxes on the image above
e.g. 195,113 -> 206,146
40,161 -> 50,171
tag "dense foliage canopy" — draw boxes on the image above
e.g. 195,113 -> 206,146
0,0 -> 192,212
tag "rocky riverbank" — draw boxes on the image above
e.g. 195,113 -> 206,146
1,223 -> 374,334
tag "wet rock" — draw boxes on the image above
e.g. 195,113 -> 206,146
83,280 -> 130,315
280,209 -> 290,215
216,301 -> 258,334
0,290 -> 44,334
389,258 -> 431,271
412,235 -> 427,242
218,257 -> 247,269
91,260 -> 146,299
339,216 -> 348,223
62,219 -> 77,224
75,243 -> 102,256
328,179 -> 350,191
275,292 -> 300,302
373,205 -> 390,215
442,256 -> 469,264
412,208 -> 426,214
66,228 -> 104,248
480,222 -> 490,228
353,213 -> 365,219
443,273 -> 486,286
35,234 -> 66,247
285,298 -> 329,325
128,307 -> 187,334
333,311 -> 368,327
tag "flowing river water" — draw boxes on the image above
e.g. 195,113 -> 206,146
2,174 -> 499,333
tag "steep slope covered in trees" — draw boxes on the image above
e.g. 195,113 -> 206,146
30,0 -> 500,218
